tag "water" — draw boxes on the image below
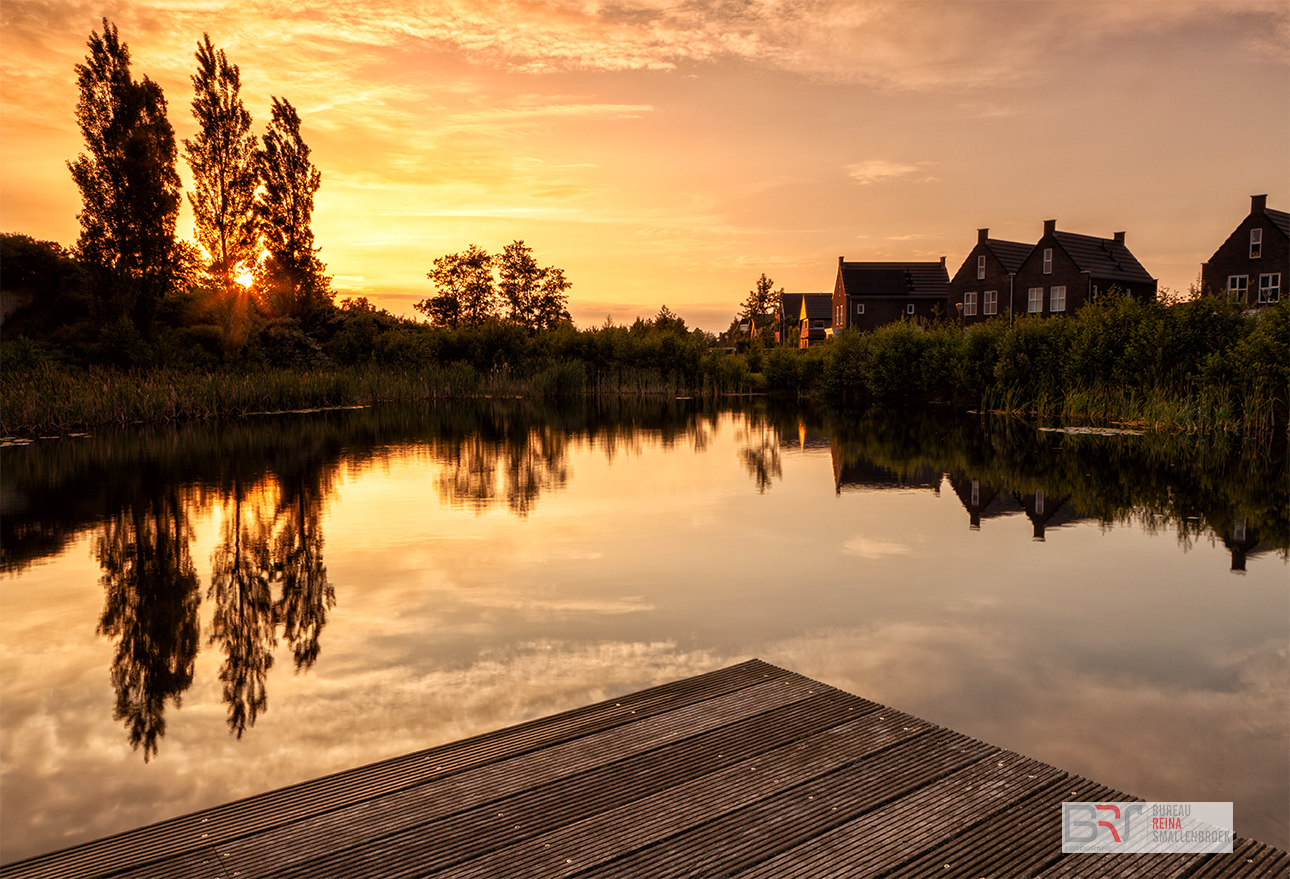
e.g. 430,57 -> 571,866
1,400 -> 1286,862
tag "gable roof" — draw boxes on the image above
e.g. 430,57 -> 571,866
986,239 -> 1033,274
1266,208 -> 1290,239
1051,231 -> 1155,285
839,261 -> 948,298
779,293 -> 803,320
800,292 -> 832,321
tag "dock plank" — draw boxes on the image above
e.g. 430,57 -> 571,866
4,659 -> 1285,879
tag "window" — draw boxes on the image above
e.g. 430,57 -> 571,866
813,319 -> 823,328
1035,490 -> 1045,516
1050,285 -> 1066,312
906,303 -> 915,315
1028,287 -> 1043,313
1251,228 -> 1262,259
1091,284 -> 1098,301
1227,275 -> 1249,301
1042,248 -> 1052,274
983,290 -> 998,315
963,291 -> 978,316
977,255 -> 986,280
1259,273 -> 1281,303
970,480 -> 980,506
855,302 -> 865,315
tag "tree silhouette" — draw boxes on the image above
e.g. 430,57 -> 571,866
740,273 -> 782,341
68,19 -> 181,336
418,244 -> 497,328
184,33 -> 258,344
256,97 -> 330,322
95,488 -> 200,761
497,240 -> 572,331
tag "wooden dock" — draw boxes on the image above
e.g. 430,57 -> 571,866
4,659 -> 1286,878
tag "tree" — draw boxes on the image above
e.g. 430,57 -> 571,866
184,34 -> 258,304
256,97 -> 330,322
68,19 -> 182,336
417,245 -> 497,328
497,240 -> 572,331
740,273 -> 783,342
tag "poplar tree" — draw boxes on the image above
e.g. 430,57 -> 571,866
183,34 -> 258,303
68,19 -> 181,336
256,97 -> 330,321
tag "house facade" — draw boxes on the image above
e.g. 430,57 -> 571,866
1200,194 -> 1288,307
796,293 -> 833,347
1010,220 -> 1156,318
946,229 -> 1033,326
830,257 -> 949,334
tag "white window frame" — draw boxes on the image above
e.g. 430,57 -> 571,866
977,255 -> 986,280
1250,228 -> 1262,259
963,291 -> 978,316
1050,285 -> 1066,313
1028,287 -> 1043,313
1042,248 -> 1053,274
855,302 -> 865,315
1258,273 -> 1280,303
906,303 -> 915,316
1227,275 -> 1249,300
983,290 -> 998,315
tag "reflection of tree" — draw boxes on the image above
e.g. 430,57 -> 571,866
738,425 -> 782,494
274,467 -> 334,670
95,488 -> 200,762
437,426 -> 570,517
208,483 -> 276,738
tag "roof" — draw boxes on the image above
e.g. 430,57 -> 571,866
839,261 -> 948,298
779,293 -> 803,320
1051,231 -> 1155,285
800,292 -> 832,321
986,239 -> 1033,274
1267,208 -> 1290,238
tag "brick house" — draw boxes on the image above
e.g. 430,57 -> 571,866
1200,194 -> 1288,307
830,257 -> 949,334
1010,220 -> 1156,318
947,229 -> 1033,326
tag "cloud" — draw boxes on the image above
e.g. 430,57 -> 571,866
841,536 -> 911,559
845,160 -> 928,186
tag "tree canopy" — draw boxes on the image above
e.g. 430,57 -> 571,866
418,241 -> 571,332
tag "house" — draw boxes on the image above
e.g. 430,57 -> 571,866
1200,194 -> 1288,307
830,257 -> 949,334
776,293 -> 803,345
946,229 -> 1033,326
1011,220 -> 1156,318
831,445 -> 942,495
792,292 -> 833,348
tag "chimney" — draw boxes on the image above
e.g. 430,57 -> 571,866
1043,219 -> 1056,236
838,256 -> 845,268
1252,194 -> 1267,214
1113,231 -> 1125,244
978,228 -> 989,244
940,256 -> 946,267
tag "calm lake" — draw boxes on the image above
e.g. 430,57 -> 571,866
1,400 -> 1286,863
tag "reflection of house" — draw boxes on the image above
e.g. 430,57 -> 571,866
1200,194 -> 1288,306
947,229 -> 1033,327
1222,517 -> 1271,574
830,257 -> 949,333
1014,489 -> 1088,540
831,445 -> 942,495
947,472 -> 1024,530
1011,220 -> 1156,317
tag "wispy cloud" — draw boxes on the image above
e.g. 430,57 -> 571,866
845,160 -> 931,186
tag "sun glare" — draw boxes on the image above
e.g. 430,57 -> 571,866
234,266 -> 255,288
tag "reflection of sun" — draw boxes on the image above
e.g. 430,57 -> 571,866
235,266 -> 255,288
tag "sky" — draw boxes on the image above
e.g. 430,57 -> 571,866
1,1 -> 1287,333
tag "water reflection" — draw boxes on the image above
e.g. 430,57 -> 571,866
1,400 -> 1286,763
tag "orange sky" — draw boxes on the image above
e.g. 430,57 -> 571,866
1,1 -> 1286,332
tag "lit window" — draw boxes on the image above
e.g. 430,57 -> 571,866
1028,287 -> 1043,313
1042,248 -> 1052,274
856,303 -> 865,315
1227,275 -> 1249,301
1258,273 -> 1280,303
963,291 -> 977,316
906,303 -> 915,315
983,290 -> 998,315
1251,228 -> 1262,259
1050,286 -> 1066,312
977,255 -> 986,280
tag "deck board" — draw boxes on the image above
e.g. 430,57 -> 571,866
3,659 -> 1285,879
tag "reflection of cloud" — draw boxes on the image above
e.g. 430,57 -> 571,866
841,536 -> 910,559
